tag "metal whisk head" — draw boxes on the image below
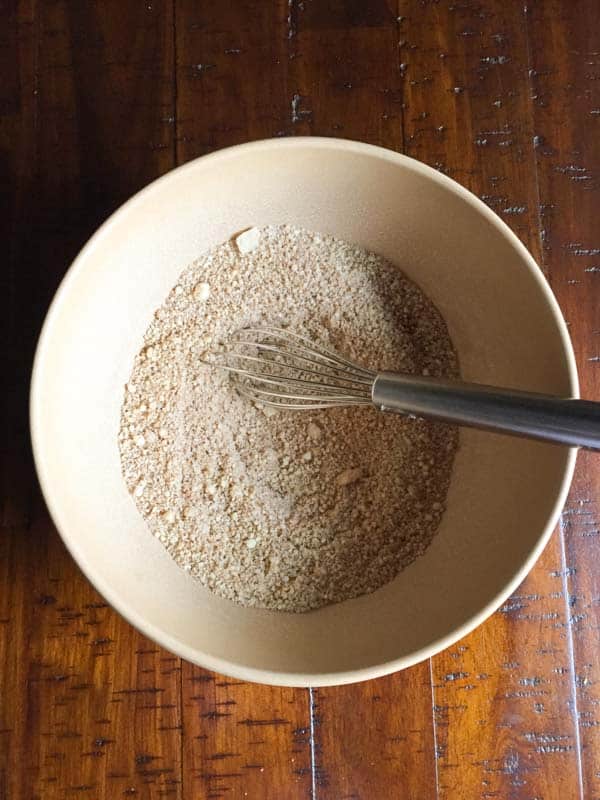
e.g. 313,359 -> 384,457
205,327 -> 375,410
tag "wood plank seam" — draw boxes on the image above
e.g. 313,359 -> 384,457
286,7 -> 318,797
309,687 -> 317,800
170,2 -> 185,798
172,0 -> 178,172
428,659 -> 441,800
522,3 -> 549,280
558,516 -> 585,800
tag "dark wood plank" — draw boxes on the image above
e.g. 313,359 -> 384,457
3,0 -> 176,523
285,0 -> 403,144
314,674 -> 436,799
1,0 -> 38,528
181,661 -> 312,799
284,3 -> 438,798
1,516 -> 183,800
1,2 -> 179,798
399,2 -> 583,797
428,565 -> 579,800
398,0 -> 542,263
527,2 -> 600,797
175,3 -> 314,798
175,0 -> 290,161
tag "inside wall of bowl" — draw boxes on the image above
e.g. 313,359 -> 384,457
34,141 -> 574,680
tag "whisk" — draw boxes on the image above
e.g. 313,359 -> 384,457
205,327 -> 600,450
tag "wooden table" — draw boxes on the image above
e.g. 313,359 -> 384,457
3,1 -> 600,797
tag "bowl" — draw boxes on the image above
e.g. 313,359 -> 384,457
31,138 -> 577,686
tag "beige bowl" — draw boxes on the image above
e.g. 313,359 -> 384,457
31,138 -> 577,686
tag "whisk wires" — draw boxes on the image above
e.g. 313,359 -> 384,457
204,327 -> 375,410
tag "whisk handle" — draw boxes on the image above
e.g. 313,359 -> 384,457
372,372 -> 600,450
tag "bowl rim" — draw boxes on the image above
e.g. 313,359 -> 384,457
30,136 -> 579,687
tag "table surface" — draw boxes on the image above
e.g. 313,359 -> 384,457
2,1 -> 600,798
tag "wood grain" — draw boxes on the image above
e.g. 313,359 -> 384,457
181,661 -> 311,799
2,1 -> 600,798
175,0 -> 290,161
285,0 -> 403,143
2,518 -> 183,800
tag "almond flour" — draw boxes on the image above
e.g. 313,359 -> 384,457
118,225 -> 459,612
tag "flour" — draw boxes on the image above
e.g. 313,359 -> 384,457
119,225 -> 459,612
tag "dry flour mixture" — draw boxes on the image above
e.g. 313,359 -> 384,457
119,225 -> 459,612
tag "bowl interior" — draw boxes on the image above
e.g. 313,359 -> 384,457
32,139 -> 575,685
